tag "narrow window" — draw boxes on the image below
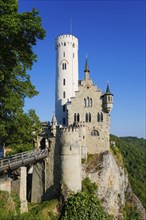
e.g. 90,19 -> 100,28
87,97 -> 89,107
97,113 -> 100,122
73,53 -> 74,58
108,96 -> 110,101
62,63 -> 67,70
63,105 -> 65,112
63,52 -> 65,57
64,42 -> 66,46
84,98 -> 86,107
85,113 -> 88,122
89,113 -> 91,122
74,113 -> 76,122
62,63 -> 64,70
90,98 -> 92,107
73,43 -> 75,48
63,118 -> 65,125
63,91 -> 66,98
77,113 -> 80,122
63,78 -> 65,85
101,112 -> 103,122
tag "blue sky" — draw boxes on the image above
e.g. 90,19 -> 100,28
19,0 -> 145,138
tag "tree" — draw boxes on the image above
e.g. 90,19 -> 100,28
60,192 -> 111,220
0,0 -> 46,150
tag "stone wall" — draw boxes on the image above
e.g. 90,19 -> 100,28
0,177 -> 11,193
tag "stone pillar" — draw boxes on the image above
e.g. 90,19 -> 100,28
19,167 -> 28,213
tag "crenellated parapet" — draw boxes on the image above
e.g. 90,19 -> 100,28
55,34 -> 78,49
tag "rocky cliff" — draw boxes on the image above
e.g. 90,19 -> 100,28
82,150 -> 145,219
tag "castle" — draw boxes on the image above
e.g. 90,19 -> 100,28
34,34 -> 113,198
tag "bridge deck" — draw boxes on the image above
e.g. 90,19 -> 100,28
0,149 -> 48,173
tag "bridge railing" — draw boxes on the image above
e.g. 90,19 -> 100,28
0,149 -> 48,173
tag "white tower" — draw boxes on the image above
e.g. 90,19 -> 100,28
55,34 -> 79,126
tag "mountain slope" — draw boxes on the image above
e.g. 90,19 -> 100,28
110,135 -> 146,209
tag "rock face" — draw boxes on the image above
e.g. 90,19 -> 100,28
82,151 -> 129,219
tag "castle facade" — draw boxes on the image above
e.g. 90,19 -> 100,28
34,34 -> 113,197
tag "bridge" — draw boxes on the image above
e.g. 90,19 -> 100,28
0,148 -> 48,174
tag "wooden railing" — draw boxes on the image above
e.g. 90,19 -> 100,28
0,149 -> 48,173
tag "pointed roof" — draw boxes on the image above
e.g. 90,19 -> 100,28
105,82 -> 113,95
84,55 -> 90,72
51,114 -> 57,124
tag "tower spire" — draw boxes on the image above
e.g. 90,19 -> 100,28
84,55 -> 90,80
105,82 -> 112,95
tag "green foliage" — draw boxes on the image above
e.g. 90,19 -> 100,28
60,192 -> 111,220
110,135 -> 146,209
6,109 -> 42,154
0,190 -> 20,219
123,201 -> 141,220
0,193 -> 59,220
110,142 -> 123,166
82,177 -> 98,195
81,158 -> 86,164
0,0 -> 45,149
60,178 -> 109,219
19,200 -> 59,220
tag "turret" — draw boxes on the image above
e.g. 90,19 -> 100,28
51,114 -> 57,137
102,83 -> 113,113
60,126 -> 81,193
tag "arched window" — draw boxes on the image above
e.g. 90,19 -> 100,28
63,91 -> 66,98
64,42 -> 66,46
84,98 -> 86,107
97,113 -> 100,122
74,113 -> 76,122
77,113 -> 80,122
101,112 -> 103,122
85,113 -> 88,122
89,113 -> 91,122
90,98 -> 92,107
91,130 -> 99,136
